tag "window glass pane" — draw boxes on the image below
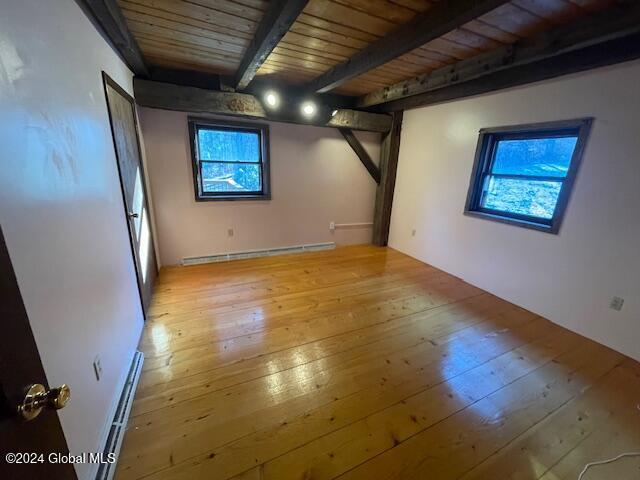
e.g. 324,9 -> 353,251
492,136 -> 578,177
201,162 -> 262,193
480,176 -> 562,219
197,128 -> 260,162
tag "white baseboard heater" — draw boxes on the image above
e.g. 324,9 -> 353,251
95,351 -> 144,480
182,242 -> 336,266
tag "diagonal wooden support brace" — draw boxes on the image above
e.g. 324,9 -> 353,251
339,128 -> 381,184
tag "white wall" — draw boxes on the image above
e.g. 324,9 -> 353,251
139,108 -> 381,266
0,1 -> 144,478
389,61 -> 640,362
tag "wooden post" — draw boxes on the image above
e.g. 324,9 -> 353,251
372,112 -> 403,246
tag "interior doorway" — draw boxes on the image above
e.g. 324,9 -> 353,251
102,73 -> 158,313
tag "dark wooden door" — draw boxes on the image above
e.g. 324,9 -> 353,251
103,73 -> 157,313
0,226 -> 77,480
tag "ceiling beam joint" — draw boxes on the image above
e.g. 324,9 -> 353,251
360,2 -> 640,111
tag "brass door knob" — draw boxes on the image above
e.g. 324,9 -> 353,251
19,383 -> 71,421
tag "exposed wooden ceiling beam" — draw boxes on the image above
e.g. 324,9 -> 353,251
148,66 -> 221,91
307,0 -> 510,93
133,79 -> 392,133
245,77 -> 357,109
234,0 -> 309,90
339,129 -> 381,183
361,2 -> 640,112
75,0 -> 148,76
144,68 -> 358,109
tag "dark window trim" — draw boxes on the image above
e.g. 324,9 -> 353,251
464,118 -> 593,234
188,117 -> 271,201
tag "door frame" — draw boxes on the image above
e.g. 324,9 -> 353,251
101,72 -> 157,317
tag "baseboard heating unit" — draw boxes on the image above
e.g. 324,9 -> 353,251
95,351 -> 144,480
182,242 -> 336,266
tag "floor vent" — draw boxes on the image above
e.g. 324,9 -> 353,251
95,351 -> 144,480
182,242 -> 335,266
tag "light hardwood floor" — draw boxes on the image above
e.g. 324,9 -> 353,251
116,245 -> 640,480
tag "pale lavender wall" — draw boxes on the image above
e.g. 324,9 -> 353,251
389,61 -> 640,361
139,108 -> 381,266
0,1 -> 143,478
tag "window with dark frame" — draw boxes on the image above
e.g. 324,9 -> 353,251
188,118 -> 270,201
464,118 -> 592,234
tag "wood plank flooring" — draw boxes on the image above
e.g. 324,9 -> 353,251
115,245 -> 640,480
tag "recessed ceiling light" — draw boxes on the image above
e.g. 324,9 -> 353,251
301,101 -> 316,117
264,90 -> 279,108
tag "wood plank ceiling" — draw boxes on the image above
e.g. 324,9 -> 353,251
118,0 -> 616,97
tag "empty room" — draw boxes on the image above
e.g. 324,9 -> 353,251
1,0 -> 640,479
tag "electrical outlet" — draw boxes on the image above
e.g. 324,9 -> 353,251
329,221 -> 335,231
609,296 -> 624,311
93,355 -> 103,381
227,228 -> 234,237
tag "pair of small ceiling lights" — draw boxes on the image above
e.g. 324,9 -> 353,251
264,90 -> 315,117
264,90 -> 336,119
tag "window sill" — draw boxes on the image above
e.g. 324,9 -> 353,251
196,194 -> 271,202
463,210 -> 559,234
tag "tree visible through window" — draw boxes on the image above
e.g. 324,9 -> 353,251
189,118 -> 270,200
465,118 -> 592,233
